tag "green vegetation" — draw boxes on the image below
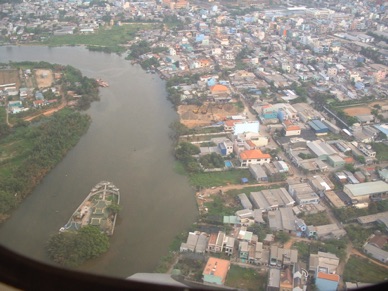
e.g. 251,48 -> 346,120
199,153 -> 224,169
247,224 -> 270,241
204,195 -> 240,216
298,152 -> 314,160
199,141 -> 217,147
62,65 -> 100,110
47,225 -> 109,267
343,255 -> 388,283
371,143 -> 388,161
44,24 -> 151,54
225,265 -> 266,291
293,239 -> 348,263
276,232 -> 290,244
189,169 -> 251,188
345,225 -> 375,248
172,256 -> 205,282
301,212 -> 331,226
174,142 -> 201,173
0,109 -> 91,221
334,200 -> 388,222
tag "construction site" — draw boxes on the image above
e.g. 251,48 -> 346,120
177,102 -> 242,128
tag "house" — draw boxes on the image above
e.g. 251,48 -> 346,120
207,231 -> 225,253
248,242 -> 269,265
283,121 -> 301,137
314,224 -> 346,240
202,257 -> 230,286
239,149 -> 271,167
180,231 -> 208,254
209,84 -> 230,96
224,236 -> 235,256
269,246 -> 298,267
239,241 -> 249,262
315,272 -> 340,291
267,268 -> 281,291
309,252 -> 340,274
363,243 -> 388,264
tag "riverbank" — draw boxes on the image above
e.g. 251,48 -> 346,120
0,62 -> 100,223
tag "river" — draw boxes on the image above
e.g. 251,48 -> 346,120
0,46 -> 198,278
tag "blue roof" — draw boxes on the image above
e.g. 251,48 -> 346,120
374,124 -> 388,136
241,178 -> 249,183
308,119 -> 329,131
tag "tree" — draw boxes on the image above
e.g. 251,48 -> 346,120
276,232 -> 290,244
47,225 -> 109,267
344,163 -> 356,173
107,203 -> 121,215
175,142 -> 200,160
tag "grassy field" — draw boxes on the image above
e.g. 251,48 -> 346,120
371,143 -> 388,161
343,255 -> 388,283
225,265 -> 267,291
44,24 -> 152,53
0,127 -> 35,179
189,169 -> 252,187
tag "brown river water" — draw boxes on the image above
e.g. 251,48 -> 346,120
0,46 -> 198,278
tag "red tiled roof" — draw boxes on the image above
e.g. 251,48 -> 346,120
286,125 -> 301,131
240,149 -> 271,160
317,272 -> 340,282
203,257 -> 230,280
210,84 -> 229,93
224,120 -> 238,127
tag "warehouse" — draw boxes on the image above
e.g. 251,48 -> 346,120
249,164 -> 268,183
306,140 -> 338,161
308,119 -> 329,135
327,154 -> 345,168
288,183 -> 320,205
249,188 -> 295,212
238,193 -> 253,210
343,181 -> 388,203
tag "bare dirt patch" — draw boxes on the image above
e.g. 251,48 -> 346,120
343,106 -> 371,116
0,69 -> 20,89
34,69 -> 53,89
178,103 -> 241,128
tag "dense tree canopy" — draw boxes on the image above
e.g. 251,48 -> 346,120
199,153 -> 224,169
0,109 -> 91,219
47,226 -> 109,267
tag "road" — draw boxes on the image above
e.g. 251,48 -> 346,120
23,92 -> 67,122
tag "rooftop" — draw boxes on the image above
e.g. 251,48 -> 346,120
202,257 -> 230,279
344,181 -> 388,196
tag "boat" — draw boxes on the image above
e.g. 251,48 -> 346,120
60,181 -> 120,236
96,78 -> 109,87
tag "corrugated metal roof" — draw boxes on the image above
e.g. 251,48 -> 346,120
344,181 -> 388,196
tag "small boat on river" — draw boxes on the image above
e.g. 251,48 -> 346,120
59,181 -> 120,236
96,78 -> 109,87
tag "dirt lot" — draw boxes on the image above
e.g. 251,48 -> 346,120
178,103 -> 241,128
34,69 -> 53,89
342,100 -> 388,116
0,69 -> 20,89
343,106 -> 371,116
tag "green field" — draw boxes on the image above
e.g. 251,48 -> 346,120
44,24 -> 153,53
225,265 -> 266,291
372,143 -> 388,161
343,255 -> 388,283
189,169 -> 252,187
